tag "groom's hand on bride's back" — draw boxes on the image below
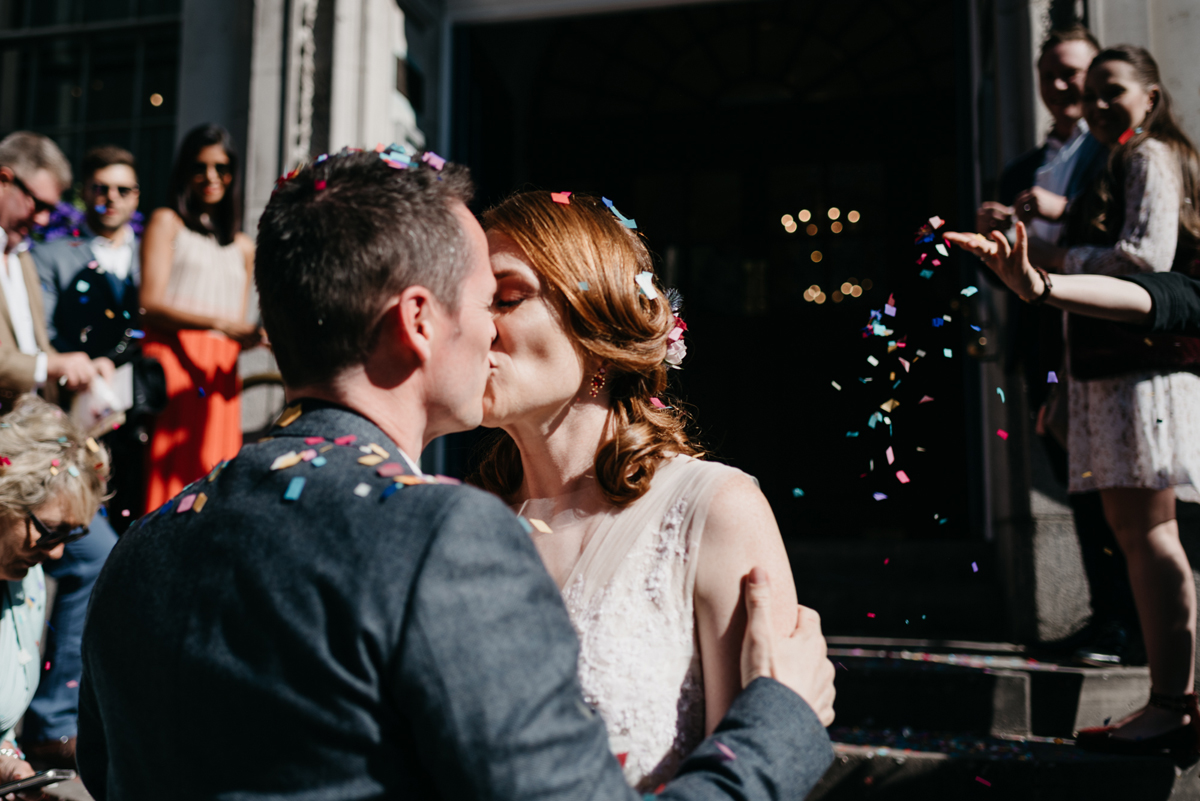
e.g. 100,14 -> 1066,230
740,566 -> 836,726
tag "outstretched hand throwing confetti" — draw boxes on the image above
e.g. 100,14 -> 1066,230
943,221 -> 1045,303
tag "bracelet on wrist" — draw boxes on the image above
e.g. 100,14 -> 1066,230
1027,267 -> 1053,305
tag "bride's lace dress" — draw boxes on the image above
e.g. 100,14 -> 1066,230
516,456 -> 745,791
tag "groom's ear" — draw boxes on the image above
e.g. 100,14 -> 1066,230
392,285 -> 437,366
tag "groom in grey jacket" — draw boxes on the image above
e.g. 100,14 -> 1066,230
77,150 -> 835,800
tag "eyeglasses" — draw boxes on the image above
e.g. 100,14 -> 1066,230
27,510 -> 89,550
90,182 -> 139,199
9,173 -> 57,216
190,162 -> 233,179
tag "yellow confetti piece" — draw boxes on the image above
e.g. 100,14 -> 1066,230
1082,471 -> 1093,478
271,452 -> 303,470
880,399 -> 899,412
319,444 -> 334,453
104,309 -> 115,319
369,443 -> 390,459
358,454 -> 384,466
276,404 -> 303,428
85,437 -> 100,453
49,466 -> 58,476
396,475 -> 425,485
528,518 -> 553,534
192,493 -> 208,513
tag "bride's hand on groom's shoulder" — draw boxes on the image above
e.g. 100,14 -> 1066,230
741,567 -> 836,727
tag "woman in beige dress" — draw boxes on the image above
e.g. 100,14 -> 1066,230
474,191 -> 830,791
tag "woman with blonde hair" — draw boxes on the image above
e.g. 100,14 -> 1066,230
475,192 -> 827,791
0,396 -> 109,788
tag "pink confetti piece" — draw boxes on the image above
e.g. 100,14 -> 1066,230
916,252 -> 927,265
996,429 -> 1009,440
715,742 -> 737,761
314,179 -> 326,191
300,449 -> 318,462
1047,371 -> 1058,383
899,357 -> 910,372
551,191 -> 572,204
884,557 -> 889,565
886,446 -> 895,465
919,395 -> 935,404
305,437 -> 325,445
421,151 -> 446,170
884,304 -> 896,317
66,679 -> 78,688
649,397 -> 668,409
975,777 -> 991,787
896,470 -> 910,483
177,494 -> 197,513
376,462 -> 407,477
972,561 -> 979,572
867,612 -> 876,618
931,258 -> 941,267
334,435 -> 357,446
929,216 -> 945,229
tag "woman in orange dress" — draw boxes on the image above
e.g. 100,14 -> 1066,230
139,124 -> 262,512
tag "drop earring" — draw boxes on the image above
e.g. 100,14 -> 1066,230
589,366 -> 607,397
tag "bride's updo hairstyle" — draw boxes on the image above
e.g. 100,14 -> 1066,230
475,190 -> 702,506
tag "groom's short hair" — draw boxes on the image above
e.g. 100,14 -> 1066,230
256,151 -> 474,387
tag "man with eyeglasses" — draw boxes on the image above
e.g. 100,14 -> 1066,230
0,132 -> 118,772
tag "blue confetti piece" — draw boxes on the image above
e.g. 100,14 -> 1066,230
76,280 -> 90,292
78,296 -> 89,304
846,431 -> 860,437
128,330 -> 146,339
792,488 -> 805,497
939,518 -> 948,525
198,387 -> 206,397
123,311 -> 131,319
380,483 -> 400,500
919,269 -> 934,279
283,477 -> 306,501
961,286 -> 979,297
944,348 -> 953,358
577,281 -> 589,291
1048,371 -> 1058,383
311,456 -> 327,467
970,324 -> 981,331
931,318 -> 943,327
893,380 -> 901,389
158,499 -> 174,516
517,516 -> 533,534
996,387 -> 1005,403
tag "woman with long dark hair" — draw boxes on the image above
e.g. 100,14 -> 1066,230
139,124 -> 262,512
953,46 -> 1200,755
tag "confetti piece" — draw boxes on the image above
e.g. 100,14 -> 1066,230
919,395 -> 934,404
867,612 -> 876,618
935,243 -> 949,257
358,454 -> 384,466
880,399 -> 899,412
528,518 -> 553,534
601,197 -> 637,228
334,435 -> 357,446
931,318 -> 943,328
867,355 -> 879,366
1082,471 -> 1093,478
971,561 -> 978,573
919,268 -> 934,279
421,151 -> 446,170
649,397 -> 668,409
276,405 -> 303,428
76,280 -> 90,292
884,558 -> 889,565
846,431 -> 859,437
996,429 -> 1009,440
792,488 -> 805,497
304,436 -> 325,445
873,492 -> 888,501
961,286 -> 978,297
884,304 -> 896,317
886,447 -> 895,464
635,271 -> 658,299
86,437 -> 99,453
577,281 -> 589,291
300,449 -> 318,462
283,477 -> 306,501
996,388 -> 1005,403
916,349 -> 926,357
198,387 -> 207,397
396,475 -> 426,485
121,509 -> 130,517
369,443 -> 390,458
516,516 -> 532,534
105,309 -> 115,318
551,191 -> 571,204
192,493 -> 208,513
319,444 -> 334,453
311,456 -> 327,467
176,494 -> 197,513
715,742 -> 737,761
207,461 -> 227,482
943,348 -> 953,358
51,459 -> 60,467
899,358 -> 910,372
128,329 -> 145,338
66,680 -> 78,688
616,753 -> 628,768
976,777 -> 991,787
314,179 -> 326,190
376,462 -> 407,477
831,380 -> 842,390
353,483 -> 372,497
929,216 -> 944,229
271,452 -> 303,471
917,252 -> 928,264
380,483 -> 401,500
896,470 -> 910,483
1047,371 -> 1058,383
67,465 -> 79,477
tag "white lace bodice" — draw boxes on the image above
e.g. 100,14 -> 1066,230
517,457 -> 744,790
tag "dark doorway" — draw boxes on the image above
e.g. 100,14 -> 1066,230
450,0 -> 984,551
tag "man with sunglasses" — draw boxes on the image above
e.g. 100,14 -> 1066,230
0,132 -> 120,772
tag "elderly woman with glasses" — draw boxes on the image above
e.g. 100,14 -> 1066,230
0,396 -> 108,788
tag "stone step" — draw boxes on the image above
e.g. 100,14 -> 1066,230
808,730 -> 1199,800
830,639 -> 1148,739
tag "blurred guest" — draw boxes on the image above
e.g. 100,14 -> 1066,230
140,125 -> 260,513
0,133 -> 107,404
22,146 -> 143,769
977,26 -> 1138,667
1026,45 -> 1200,751
0,395 -> 108,787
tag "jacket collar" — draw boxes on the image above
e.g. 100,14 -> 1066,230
265,398 -> 422,475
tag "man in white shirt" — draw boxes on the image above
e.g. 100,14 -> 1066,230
0,132 -> 104,397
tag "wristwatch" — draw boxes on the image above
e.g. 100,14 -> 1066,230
1028,267 -> 1053,305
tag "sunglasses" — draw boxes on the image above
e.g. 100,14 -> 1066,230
90,182 -> 139,199
10,173 -> 57,216
190,162 -> 233,179
27,510 -> 89,550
